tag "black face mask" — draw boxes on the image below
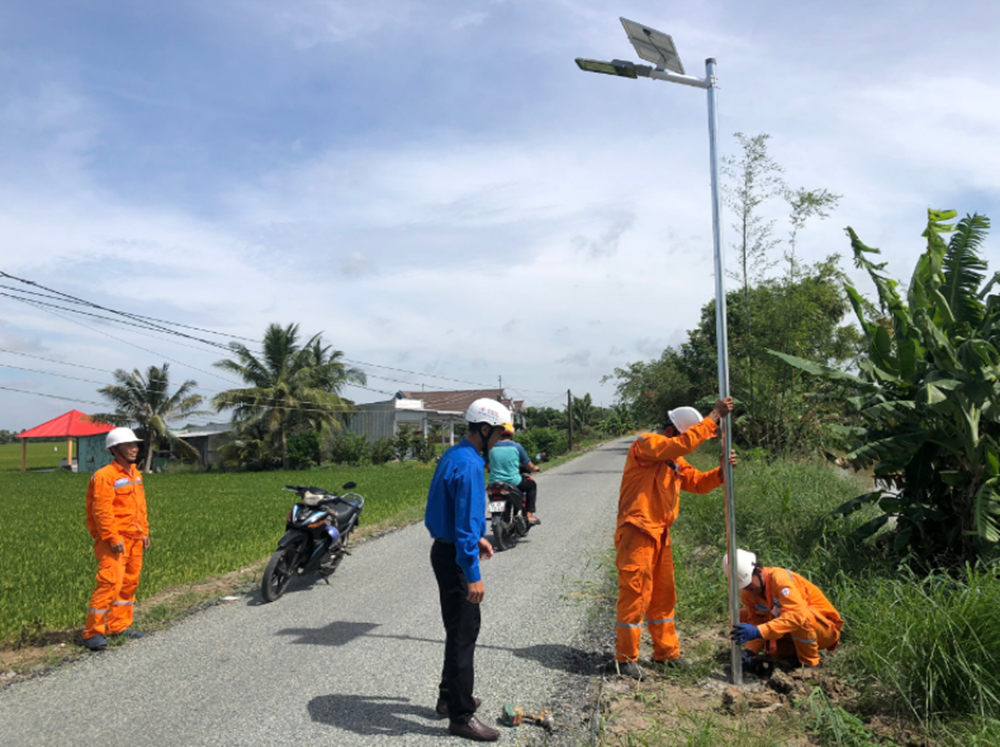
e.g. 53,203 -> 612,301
478,425 -> 498,458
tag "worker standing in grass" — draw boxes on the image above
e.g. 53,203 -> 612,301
613,397 -> 736,678
727,549 -> 844,669
82,427 -> 149,652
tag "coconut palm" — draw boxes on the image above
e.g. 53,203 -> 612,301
212,323 -> 364,470
93,363 -> 206,471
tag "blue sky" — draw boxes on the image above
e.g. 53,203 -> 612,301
2,0 -> 999,431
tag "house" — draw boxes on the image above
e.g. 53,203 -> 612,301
170,423 -> 231,467
346,389 -> 524,445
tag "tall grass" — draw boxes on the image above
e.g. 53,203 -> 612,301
839,565 -> 1000,720
669,447 -> 1000,727
0,463 -> 434,640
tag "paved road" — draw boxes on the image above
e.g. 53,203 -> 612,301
0,439 -> 631,746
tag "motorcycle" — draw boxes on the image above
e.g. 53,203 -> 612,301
260,481 -> 365,603
487,476 -> 536,551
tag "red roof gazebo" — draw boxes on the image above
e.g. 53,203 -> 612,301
17,410 -> 114,472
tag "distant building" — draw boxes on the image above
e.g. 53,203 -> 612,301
346,389 -> 523,445
170,423 -> 231,467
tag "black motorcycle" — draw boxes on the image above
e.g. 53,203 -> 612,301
260,482 -> 364,603
487,478 -> 534,551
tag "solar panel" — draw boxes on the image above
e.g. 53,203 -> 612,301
620,17 -> 685,75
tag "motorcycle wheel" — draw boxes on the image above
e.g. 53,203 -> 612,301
261,546 -> 297,602
492,514 -> 516,551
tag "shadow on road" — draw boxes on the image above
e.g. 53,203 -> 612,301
275,620 -> 380,646
275,623 -> 603,675
307,694 -> 443,737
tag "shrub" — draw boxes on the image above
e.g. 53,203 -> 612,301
530,427 -> 568,457
412,434 -> 437,464
287,430 -> 322,469
369,437 -> 394,466
328,432 -> 369,466
393,427 -> 414,462
515,431 -> 537,459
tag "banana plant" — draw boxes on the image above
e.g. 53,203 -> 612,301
771,209 -> 1000,563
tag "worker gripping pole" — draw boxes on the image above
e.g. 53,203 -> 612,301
706,57 -> 742,686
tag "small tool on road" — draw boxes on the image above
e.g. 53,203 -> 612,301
499,705 -> 554,732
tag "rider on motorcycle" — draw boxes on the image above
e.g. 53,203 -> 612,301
488,422 -> 541,525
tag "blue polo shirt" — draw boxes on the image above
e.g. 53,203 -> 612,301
424,439 -> 487,582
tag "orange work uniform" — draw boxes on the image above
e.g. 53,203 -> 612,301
615,418 -> 723,663
739,567 -> 843,667
83,461 -> 148,640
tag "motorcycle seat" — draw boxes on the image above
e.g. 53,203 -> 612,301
487,481 -> 524,499
302,490 -> 333,507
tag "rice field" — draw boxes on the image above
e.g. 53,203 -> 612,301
0,441 -> 70,471
0,463 -> 434,640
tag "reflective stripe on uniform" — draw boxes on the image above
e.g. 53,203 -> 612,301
617,621 -> 641,629
113,600 -> 134,606
647,618 -> 674,625
88,608 -> 108,614
792,636 -> 817,644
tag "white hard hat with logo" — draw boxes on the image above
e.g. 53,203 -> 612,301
106,427 -> 142,451
723,549 -> 758,589
667,406 -> 703,433
464,398 -> 512,426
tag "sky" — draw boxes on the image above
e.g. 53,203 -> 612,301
2,0 -> 999,432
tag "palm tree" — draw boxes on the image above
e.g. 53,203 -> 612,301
212,323 -> 365,470
94,364 -> 206,471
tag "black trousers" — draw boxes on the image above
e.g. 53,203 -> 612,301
431,540 -> 481,724
518,477 -> 537,514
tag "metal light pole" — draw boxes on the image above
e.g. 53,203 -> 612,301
577,20 -> 742,685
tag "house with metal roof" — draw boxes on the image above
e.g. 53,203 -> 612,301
346,389 -> 523,445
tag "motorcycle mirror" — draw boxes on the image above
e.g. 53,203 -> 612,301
342,481 -> 356,490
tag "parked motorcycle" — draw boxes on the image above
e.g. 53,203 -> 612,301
487,477 -> 535,551
260,481 -> 364,603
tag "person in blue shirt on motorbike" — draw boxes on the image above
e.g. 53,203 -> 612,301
424,397 -> 513,743
488,422 -> 541,525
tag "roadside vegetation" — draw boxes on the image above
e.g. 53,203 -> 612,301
596,449 -> 1000,746
597,161 -> 1000,746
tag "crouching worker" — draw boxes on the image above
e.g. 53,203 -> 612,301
726,549 -> 843,669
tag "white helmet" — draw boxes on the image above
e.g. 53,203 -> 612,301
106,427 -> 142,451
464,398 -> 512,427
668,406 -> 703,433
723,549 -> 758,589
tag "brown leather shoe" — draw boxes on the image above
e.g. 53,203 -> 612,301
448,716 -> 499,742
436,696 -> 481,717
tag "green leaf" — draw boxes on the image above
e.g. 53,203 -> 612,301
938,471 -> 967,487
919,384 -> 948,406
850,514 -> 890,542
832,491 -> 881,516
767,350 -> 873,388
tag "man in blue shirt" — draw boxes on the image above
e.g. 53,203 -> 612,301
425,397 -> 513,742
488,423 -> 541,524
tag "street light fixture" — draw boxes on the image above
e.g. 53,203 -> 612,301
577,17 -> 743,686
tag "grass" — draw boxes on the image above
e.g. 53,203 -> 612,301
597,444 -> 1000,744
0,441 -> 71,471
0,462 -> 435,641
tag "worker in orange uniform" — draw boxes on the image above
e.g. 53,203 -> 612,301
612,397 -> 736,679
82,427 -> 149,651
727,549 -> 844,669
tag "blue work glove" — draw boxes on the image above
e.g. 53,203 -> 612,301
730,623 -> 762,645
740,649 -> 757,668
